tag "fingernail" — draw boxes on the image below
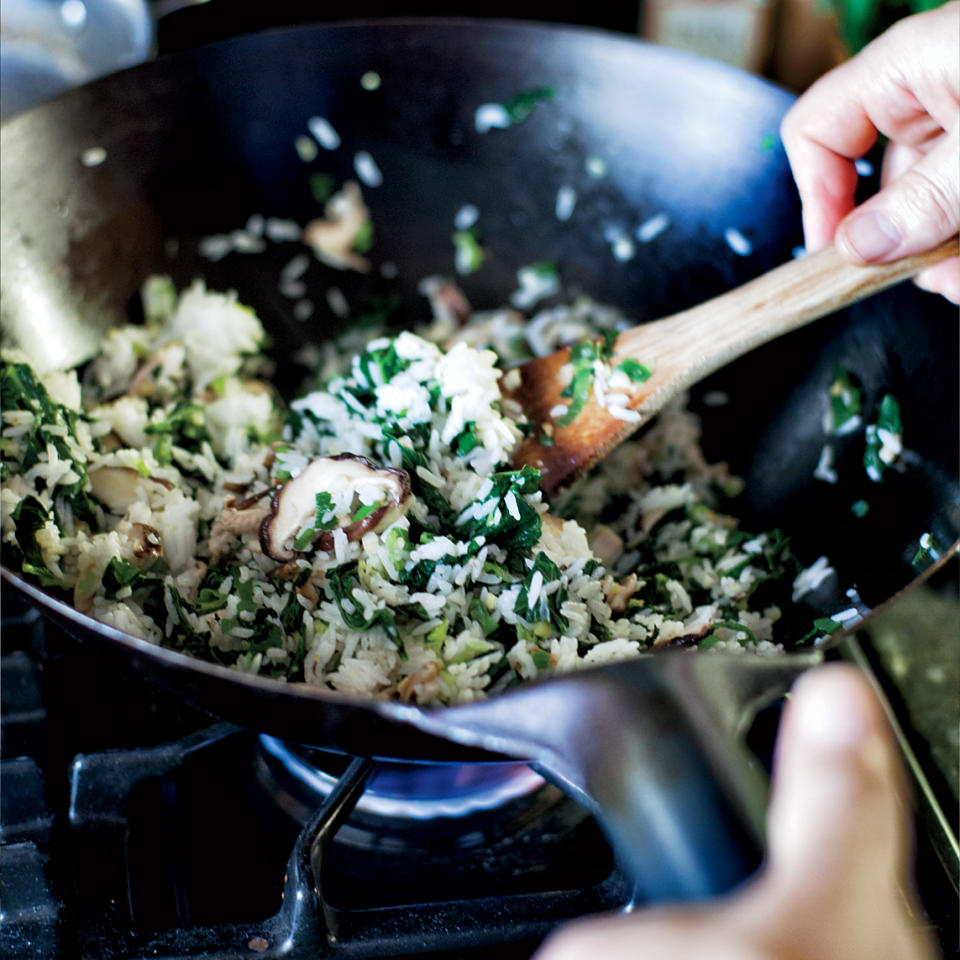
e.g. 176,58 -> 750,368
841,211 -> 902,261
789,668 -> 872,752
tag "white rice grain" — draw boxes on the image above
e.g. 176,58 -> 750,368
555,186 -> 576,222
637,213 -> 670,243
792,556 -> 836,602
475,103 -> 511,133
354,151 -> 383,187
308,116 -> 341,150
454,205 -> 479,230
724,228 -> 753,257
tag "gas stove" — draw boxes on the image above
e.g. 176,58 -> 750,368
0,583 -> 634,959
2,575 -> 957,959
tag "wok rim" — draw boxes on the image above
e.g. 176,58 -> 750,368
0,14 -> 799,134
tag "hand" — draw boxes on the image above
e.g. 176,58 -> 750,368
533,663 -> 938,960
780,2 -> 960,303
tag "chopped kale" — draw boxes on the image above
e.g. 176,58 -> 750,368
530,648 -> 551,670
452,423 -> 481,457
468,597 -> 499,637
10,496 -> 50,570
911,532 -> 944,570
353,501 -> 382,522
864,393 -> 903,483
616,358 -> 651,383
514,552 -> 568,632
328,562 -> 403,651
554,337 -> 617,428
453,229 -> 485,275
455,466 -> 542,557
351,221 -> 375,255
144,401 -> 212,465
502,86 -> 556,124
101,557 -> 153,598
825,365 -> 862,435
797,616 -> 844,646
1,362 -> 99,527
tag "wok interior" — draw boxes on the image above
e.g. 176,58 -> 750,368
1,20 -> 957,751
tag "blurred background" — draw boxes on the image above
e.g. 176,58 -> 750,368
0,0 -> 947,122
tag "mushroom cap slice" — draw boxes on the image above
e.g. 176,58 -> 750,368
260,454 -> 411,562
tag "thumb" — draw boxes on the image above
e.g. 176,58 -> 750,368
835,126 -> 959,264
763,663 -> 910,906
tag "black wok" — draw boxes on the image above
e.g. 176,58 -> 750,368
2,19 -> 957,909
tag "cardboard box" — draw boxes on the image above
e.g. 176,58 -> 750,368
642,0 -> 778,74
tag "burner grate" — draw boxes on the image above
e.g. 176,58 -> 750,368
65,725 -> 629,958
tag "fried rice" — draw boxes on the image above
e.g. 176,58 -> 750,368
1,272 -> 828,705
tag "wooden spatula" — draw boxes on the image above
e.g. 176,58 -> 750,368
506,238 -> 959,495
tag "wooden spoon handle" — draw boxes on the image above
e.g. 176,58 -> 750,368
614,237 -> 959,381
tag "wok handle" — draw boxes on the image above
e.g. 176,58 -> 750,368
566,656 -> 819,901
543,680 -> 767,900
426,653 -> 819,903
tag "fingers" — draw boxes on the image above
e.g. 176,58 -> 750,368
915,257 -> 960,304
781,2 -> 960,266
533,904 -> 764,960
765,664 -> 908,904
533,663 -> 936,960
780,63 -> 874,251
835,127 -> 960,264
757,663 -> 938,960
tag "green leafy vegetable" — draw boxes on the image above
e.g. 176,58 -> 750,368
911,532 -> 944,570
352,220 -> 375,255
864,393 -> 903,483
514,552 -> 568,632
353,501 -> 382,523
447,638 -> 493,665
530,648 -> 551,670
826,365 -> 862,435
452,423 -> 480,457
554,337 -> 617,428
453,229 -> 485,274
455,466 -> 542,557
10,496 -> 50,569
1,362 -> 99,527
144,401 -> 212,465
327,562 -> 403,652
309,172 -> 335,204
616,358 -> 652,383
101,557 -> 152,598
502,86 -> 556,124
797,617 -> 844,646
468,597 -> 499,637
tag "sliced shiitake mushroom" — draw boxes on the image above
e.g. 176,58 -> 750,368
129,522 -> 163,560
260,454 -> 411,562
606,573 -> 638,613
208,491 -> 274,562
302,182 -> 372,273
89,466 -> 172,513
588,524 -> 623,569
